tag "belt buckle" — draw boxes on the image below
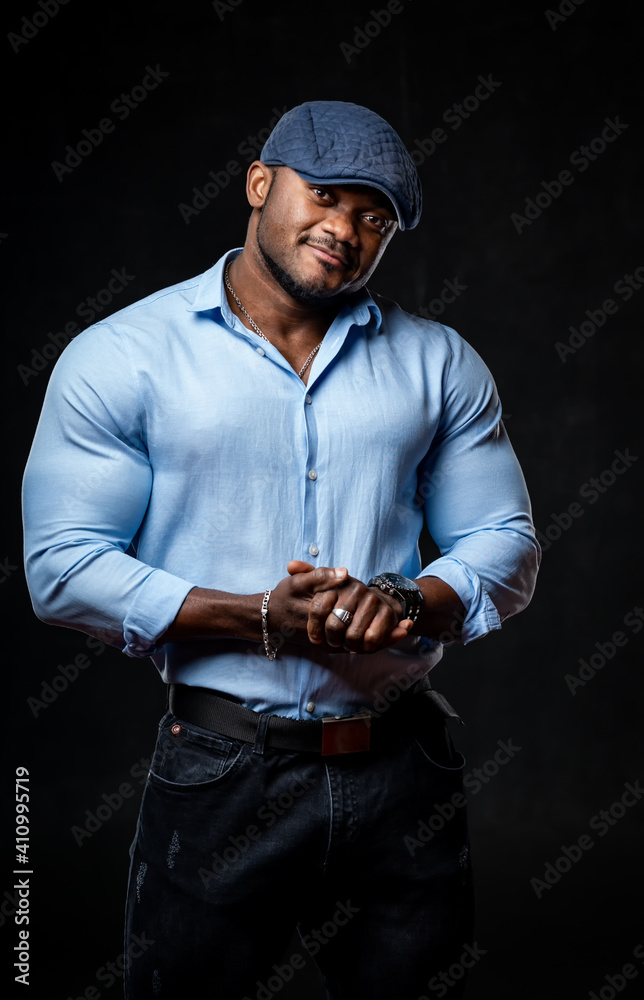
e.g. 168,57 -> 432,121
321,712 -> 372,755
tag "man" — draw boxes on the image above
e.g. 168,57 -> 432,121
23,101 -> 540,999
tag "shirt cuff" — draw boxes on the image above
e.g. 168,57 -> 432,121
122,571 -> 195,657
417,557 -> 501,644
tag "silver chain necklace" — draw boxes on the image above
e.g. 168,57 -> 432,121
224,262 -> 322,380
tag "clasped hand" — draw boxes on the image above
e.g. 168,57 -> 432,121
269,560 -> 414,654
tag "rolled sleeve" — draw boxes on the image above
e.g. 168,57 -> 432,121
417,556 -> 501,643
122,571 -> 194,657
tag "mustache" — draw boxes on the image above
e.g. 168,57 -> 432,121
301,237 -> 351,264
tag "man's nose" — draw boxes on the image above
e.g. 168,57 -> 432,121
321,210 -> 359,246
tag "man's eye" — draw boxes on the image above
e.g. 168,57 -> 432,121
364,215 -> 389,232
312,187 -> 330,199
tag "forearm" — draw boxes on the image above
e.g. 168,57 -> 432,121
413,576 -> 465,642
160,564 -> 350,647
159,587 -> 264,644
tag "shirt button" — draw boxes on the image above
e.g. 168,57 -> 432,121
305,701 -> 315,714
305,394 -> 313,405
256,347 -> 265,356
309,544 -> 319,556
308,469 -> 318,481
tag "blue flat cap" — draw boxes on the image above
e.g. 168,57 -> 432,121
260,101 -> 422,230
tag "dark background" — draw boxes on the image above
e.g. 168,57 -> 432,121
4,1 -> 643,997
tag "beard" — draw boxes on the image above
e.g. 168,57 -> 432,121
255,188 -> 345,307
256,227 -> 335,307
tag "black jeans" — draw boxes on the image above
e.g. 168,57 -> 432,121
124,705 -> 474,999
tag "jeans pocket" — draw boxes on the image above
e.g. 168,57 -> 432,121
148,714 -> 246,789
412,721 -> 465,773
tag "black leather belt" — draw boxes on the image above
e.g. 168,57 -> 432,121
168,680 -> 462,756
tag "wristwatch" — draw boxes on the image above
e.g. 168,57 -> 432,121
367,573 -> 423,624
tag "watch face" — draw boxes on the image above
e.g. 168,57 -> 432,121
371,573 -> 421,623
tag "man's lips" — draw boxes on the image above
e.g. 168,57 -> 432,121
306,243 -> 350,268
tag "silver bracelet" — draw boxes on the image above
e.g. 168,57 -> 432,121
261,589 -> 277,660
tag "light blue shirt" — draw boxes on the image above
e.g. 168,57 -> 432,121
22,249 -> 540,719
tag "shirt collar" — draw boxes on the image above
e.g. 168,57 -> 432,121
186,249 -> 382,331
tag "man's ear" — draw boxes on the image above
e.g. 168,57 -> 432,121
246,162 -> 275,208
